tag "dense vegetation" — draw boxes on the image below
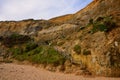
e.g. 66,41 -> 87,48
10,45 -> 66,66
0,33 -> 31,47
0,33 -> 66,66
89,16 -> 116,33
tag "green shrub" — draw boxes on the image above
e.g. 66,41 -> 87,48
97,24 -> 108,32
8,33 -> 31,42
10,48 -> 23,55
74,45 -> 81,54
10,46 -> 66,66
90,23 -> 98,33
83,49 -> 91,55
96,17 -> 104,22
14,54 -> 28,61
27,46 -> 43,56
25,42 -> 38,52
90,16 -> 116,34
91,23 -> 108,33
10,48 -> 27,61
89,18 -> 93,24
10,33 -> 22,39
2,33 -> 31,47
30,47 -> 66,66
103,19 -> 116,31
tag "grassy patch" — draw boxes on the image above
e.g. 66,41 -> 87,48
10,45 -> 66,66
30,47 -> 65,65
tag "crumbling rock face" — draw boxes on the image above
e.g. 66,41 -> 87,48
74,31 -> 120,76
0,19 -> 58,36
68,0 -> 120,26
0,0 -> 120,77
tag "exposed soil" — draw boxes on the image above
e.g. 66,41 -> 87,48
0,63 -> 119,80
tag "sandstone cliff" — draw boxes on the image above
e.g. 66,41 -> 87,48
0,0 -> 120,77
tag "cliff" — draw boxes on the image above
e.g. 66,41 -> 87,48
0,0 -> 120,77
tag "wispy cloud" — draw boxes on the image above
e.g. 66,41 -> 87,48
0,0 -> 92,21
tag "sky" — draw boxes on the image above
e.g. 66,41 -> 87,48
0,0 -> 92,21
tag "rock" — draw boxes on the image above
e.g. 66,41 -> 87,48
64,60 -> 72,67
0,0 -> 120,77
114,41 -> 118,47
45,65 -> 56,72
75,70 -> 92,76
56,65 -> 65,72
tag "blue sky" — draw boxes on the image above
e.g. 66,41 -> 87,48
0,0 -> 92,21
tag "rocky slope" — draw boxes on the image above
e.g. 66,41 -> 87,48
0,0 -> 120,77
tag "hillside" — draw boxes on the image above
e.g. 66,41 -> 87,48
0,0 -> 120,77
49,14 -> 73,24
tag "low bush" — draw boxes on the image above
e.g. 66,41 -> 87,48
83,49 -> 91,55
2,33 -> 31,47
25,42 -> 38,52
91,23 -> 108,33
28,46 -> 66,65
89,18 -> 93,24
9,48 -> 27,61
96,17 -> 104,22
74,45 -> 81,54
10,45 -> 66,66
89,16 -> 116,34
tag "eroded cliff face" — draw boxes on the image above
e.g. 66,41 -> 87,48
0,0 -> 120,77
0,19 -> 59,37
69,0 -> 120,26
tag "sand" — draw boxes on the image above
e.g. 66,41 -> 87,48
0,63 -> 119,80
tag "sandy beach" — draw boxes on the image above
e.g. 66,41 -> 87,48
0,63 -> 120,80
